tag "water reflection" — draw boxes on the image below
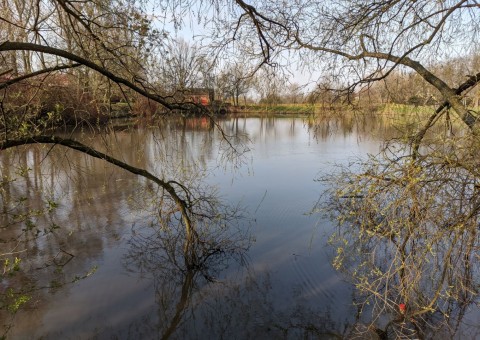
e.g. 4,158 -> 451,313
0,114 -> 442,338
1,113 -> 249,334
121,192 -> 250,339
121,218 -> 347,339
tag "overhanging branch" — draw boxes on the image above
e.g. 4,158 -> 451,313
0,64 -> 81,90
412,71 -> 480,157
295,32 -> 478,129
0,135 -> 197,245
0,41 -> 185,111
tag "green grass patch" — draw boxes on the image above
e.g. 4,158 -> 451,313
238,103 -> 316,114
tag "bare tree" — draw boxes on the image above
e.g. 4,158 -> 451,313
159,38 -> 210,91
216,63 -> 253,106
253,67 -> 286,104
284,82 -> 304,104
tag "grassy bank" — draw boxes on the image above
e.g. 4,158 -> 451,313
233,103 -> 316,115
231,102 -> 442,116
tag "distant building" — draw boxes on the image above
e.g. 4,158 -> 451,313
182,88 -> 215,106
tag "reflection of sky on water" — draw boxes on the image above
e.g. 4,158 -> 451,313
207,118 -> 383,319
1,116 -> 390,338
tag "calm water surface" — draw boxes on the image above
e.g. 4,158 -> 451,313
0,116 -> 398,338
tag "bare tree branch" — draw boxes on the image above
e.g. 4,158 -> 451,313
0,135 -> 198,248
0,41 -> 187,111
0,63 -> 81,90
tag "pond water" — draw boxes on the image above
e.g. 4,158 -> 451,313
0,115 -> 476,339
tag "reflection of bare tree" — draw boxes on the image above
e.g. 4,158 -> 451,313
123,227 -> 244,338
0,144 -> 131,337
320,137 -> 480,338
0,118 -> 248,337
121,174 -> 250,338
122,223 -> 347,339
118,152 -> 347,338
